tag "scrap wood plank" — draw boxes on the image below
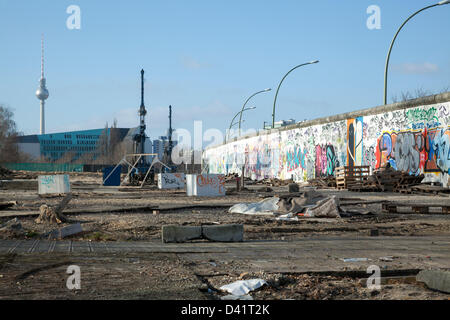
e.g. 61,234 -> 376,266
382,202 -> 450,214
410,185 -> 450,194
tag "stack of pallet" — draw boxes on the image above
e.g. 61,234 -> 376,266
372,168 -> 402,192
393,173 -> 424,193
335,166 -> 371,191
372,169 -> 424,192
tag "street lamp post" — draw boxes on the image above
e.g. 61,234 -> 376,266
226,107 -> 255,142
383,0 -> 450,105
238,88 -> 271,136
272,61 -> 319,128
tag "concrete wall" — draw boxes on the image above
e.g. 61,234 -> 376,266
203,92 -> 450,187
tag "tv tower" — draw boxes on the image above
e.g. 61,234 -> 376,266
35,34 -> 49,135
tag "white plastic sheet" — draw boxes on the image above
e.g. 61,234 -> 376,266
219,279 -> 268,296
276,213 -> 298,221
220,294 -> 253,300
228,198 -> 279,215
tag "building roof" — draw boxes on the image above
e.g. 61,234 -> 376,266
17,128 -> 136,143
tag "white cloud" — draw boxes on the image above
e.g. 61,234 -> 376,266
181,56 -> 212,70
392,62 -> 439,75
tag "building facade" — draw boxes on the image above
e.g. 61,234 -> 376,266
18,127 -> 138,162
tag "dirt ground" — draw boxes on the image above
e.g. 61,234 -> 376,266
0,171 -> 450,300
0,252 -> 448,300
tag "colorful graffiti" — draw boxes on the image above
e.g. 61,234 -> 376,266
405,107 -> 438,124
286,146 -> 307,172
375,127 -> 450,175
315,144 -> 338,177
347,117 -> 363,166
203,101 -> 450,186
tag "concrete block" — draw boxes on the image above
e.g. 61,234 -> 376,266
158,173 -> 185,189
202,224 -> 244,242
162,225 -> 202,243
38,175 -> 70,195
186,174 -> 225,197
47,223 -> 83,240
416,270 -> 450,293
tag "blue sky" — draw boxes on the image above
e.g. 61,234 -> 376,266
0,0 -> 449,144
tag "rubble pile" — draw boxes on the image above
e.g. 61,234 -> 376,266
0,167 -> 37,180
0,166 -> 13,179
0,218 -> 25,238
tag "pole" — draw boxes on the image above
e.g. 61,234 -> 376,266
383,1 -> 449,104
272,61 -> 318,128
238,89 -> 271,136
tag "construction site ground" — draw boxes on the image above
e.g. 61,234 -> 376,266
0,172 -> 449,300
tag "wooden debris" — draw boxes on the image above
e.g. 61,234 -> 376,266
308,176 -> 336,188
410,184 -> 450,196
382,202 -> 450,214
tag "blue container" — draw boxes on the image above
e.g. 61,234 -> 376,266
102,166 -> 121,186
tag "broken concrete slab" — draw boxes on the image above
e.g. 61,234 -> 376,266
46,223 -> 83,240
162,225 -> 202,243
202,224 -> 244,242
416,270 -> 450,293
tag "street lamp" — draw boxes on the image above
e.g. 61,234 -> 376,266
272,60 -> 319,128
238,88 -> 271,136
231,119 -> 245,128
227,107 -> 255,142
383,0 -> 450,105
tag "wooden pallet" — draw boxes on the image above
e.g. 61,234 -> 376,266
372,169 -> 401,192
382,202 -> 450,214
347,181 -> 380,192
393,173 -> 424,193
335,166 -> 370,190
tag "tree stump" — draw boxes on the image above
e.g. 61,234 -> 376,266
35,194 -> 72,224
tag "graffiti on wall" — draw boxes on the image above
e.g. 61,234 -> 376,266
203,102 -> 450,186
375,127 -> 450,175
315,144 -> 338,177
347,117 -> 363,166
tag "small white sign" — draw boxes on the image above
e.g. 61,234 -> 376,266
38,175 -> 71,195
158,173 -> 185,189
186,174 -> 225,197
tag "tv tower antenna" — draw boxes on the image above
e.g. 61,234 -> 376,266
35,34 -> 49,134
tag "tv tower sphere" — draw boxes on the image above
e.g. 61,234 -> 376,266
36,78 -> 49,100
36,34 -> 49,134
